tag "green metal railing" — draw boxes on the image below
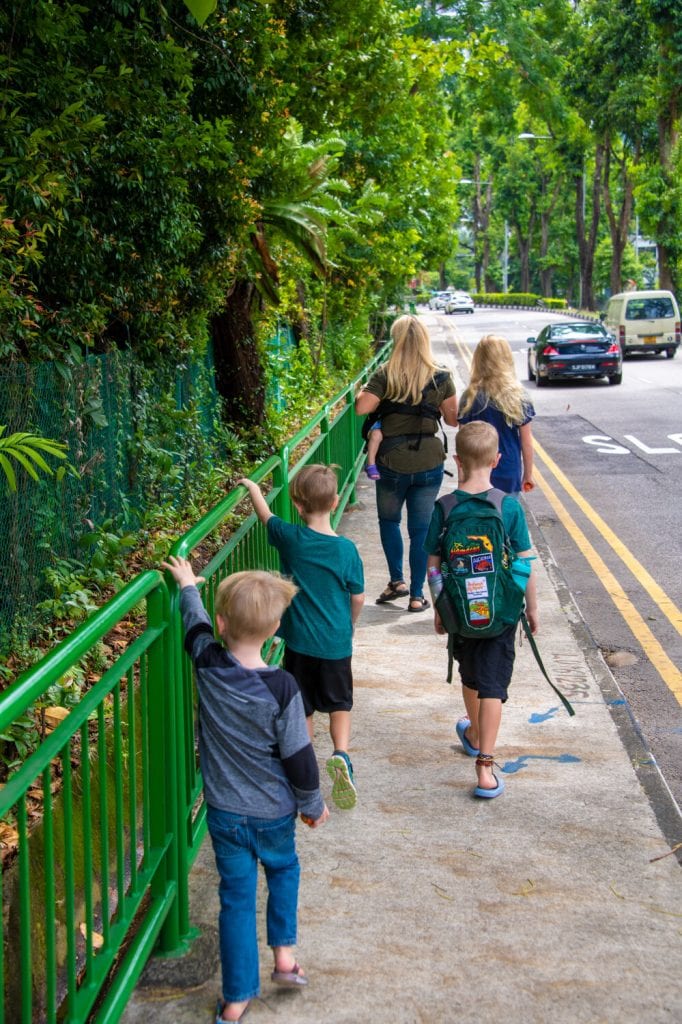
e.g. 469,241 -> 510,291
0,342 -> 387,1024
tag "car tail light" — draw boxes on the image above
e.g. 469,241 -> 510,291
542,345 -> 558,355
619,325 -> 625,346
675,321 -> 681,344
606,342 -> 620,355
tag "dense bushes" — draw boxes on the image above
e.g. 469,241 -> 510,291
471,293 -> 568,309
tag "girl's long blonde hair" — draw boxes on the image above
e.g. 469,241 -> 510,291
384,315 -> 440,404
459,334 -> 529,425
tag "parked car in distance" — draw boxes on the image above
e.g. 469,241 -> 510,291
428,290 -> 452,310
601,289 -> 680,358
445,291 -> 475,314
527,320 -> 622,387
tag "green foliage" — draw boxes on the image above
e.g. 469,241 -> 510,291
0,426 -> 71,492
183,0 -> 217,25
78,518 -> 136,573
36,558 -> 102,622
0,712 -> 40,775
472,292 -> 546,307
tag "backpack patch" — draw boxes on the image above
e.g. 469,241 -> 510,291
437,491 -> 525,638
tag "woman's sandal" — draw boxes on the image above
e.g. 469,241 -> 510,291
271,962 -> 308,988
376,581 -> 409,604
407,596 -> 430,613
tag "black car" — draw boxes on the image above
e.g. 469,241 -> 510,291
527,320 -> 623,387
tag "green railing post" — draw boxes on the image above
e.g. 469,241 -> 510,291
346,390 -> 359,506
148,582 -> 183,953
274,446 -> 291,520
321,409 -> 332,466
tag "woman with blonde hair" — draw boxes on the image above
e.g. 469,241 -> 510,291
458,334 -> 535,495
355,315 -> 458,610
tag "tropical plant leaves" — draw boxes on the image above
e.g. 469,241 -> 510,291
0,427 -> 68,492
182,0 -> 217,26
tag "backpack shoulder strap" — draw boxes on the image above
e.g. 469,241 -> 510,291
485,488 -> 507,515
520,614 -> 576,717
438,488 -> 504,520
437,491 -> 459,519
436,492 -> 458,547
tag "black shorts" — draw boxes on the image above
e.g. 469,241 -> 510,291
457,624 -> 517,702
283,648 -> 353,716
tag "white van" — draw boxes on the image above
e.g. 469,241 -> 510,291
602,290 -> 680,359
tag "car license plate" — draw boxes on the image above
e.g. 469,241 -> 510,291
573,363 -> 595,370
644,335 -> 657,344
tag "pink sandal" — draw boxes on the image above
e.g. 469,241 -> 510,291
271,962 -> 308,987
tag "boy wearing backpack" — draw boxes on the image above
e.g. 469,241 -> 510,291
424,421 -> 538,799
238,467 -> 365,811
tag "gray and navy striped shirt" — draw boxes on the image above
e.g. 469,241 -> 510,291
180,585 -> 324,821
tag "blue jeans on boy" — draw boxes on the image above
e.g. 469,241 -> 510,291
206,806 -> 300,1002
375,464 -> 444,597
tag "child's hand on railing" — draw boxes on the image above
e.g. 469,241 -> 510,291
161,555 -> 205,590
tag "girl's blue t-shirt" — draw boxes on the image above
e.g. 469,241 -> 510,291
458,393 -> 535,494
267,517 -> 364,660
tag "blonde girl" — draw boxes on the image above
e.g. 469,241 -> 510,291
458,334 -> 535,495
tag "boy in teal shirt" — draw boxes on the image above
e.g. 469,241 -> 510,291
239,466 -> 365,809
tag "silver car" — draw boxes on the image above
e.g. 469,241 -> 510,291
428,291 -> 452,310
445,291 -> 475,314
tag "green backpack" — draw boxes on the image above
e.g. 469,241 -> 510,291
435,489 -> 576,716
435,489 -> 527,651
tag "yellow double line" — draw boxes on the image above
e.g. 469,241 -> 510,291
533,443 -> 682,703
450,326 -> 682,704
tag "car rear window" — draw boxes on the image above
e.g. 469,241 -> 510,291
552,324 -> 604,338
625,298 -> 675,320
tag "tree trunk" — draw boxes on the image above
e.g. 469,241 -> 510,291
539,212 -> 552,297
657,96 -> 679,291
481,234 -> 492,292
210,279 -> 265,426
603,140 -> 634,296
576,144 -> 604,311
539,178 -> 561,297
514,217 -> 534,293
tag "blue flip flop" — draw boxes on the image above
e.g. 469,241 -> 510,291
474,774 -> 505,799
456,718 -> 480,758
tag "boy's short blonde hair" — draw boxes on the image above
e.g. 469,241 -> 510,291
214,570 -> 298,642
289,463 -> 339,515
456,421 -> 500,474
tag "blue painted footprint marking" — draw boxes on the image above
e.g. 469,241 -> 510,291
528,707 -> 560,724
502,753 -> 581,775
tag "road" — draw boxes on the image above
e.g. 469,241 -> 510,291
423,304 -> 682,818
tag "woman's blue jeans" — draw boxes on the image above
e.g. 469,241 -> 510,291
206,806 -> 300,1002
375,464 -> 444,598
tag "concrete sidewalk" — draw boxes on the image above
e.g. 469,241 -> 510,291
122,332 -> 682,1024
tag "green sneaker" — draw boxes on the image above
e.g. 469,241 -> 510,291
325,752 -> 357,810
